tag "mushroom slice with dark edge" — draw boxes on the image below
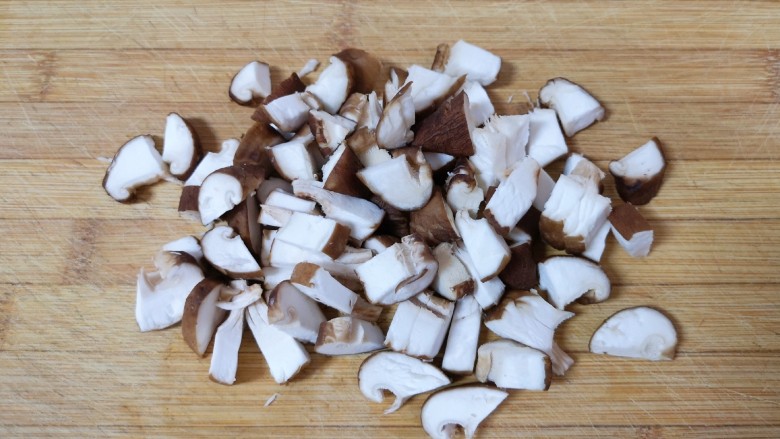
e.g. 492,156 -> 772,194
358,351 -> 450,414
103,135 -> 167,202
333,48 -> 382,95
431,242 -> 473,301
453,244 -> 505,310
182,278 -> 227,357
268,139 -> 317,181
289,262 -> 359,314
441,295 -> 481,374
609,137 -> 666,205
337,92 -> 367,124
246,298 -> 310,384
136,251 -> 205,332
442,40 -> 502,86
314,316 -> 385,355
376,82 -> 415,149
538,256 -> 611,309
183,138 -> 239,187
356,234 -> 438,305
264,280 -> 326,344
526,108 -> 568,168
201,225 -> 263,280
254,72 -> 306,112
609,202 -> 654,257
590,306 -> 678,361
309,110 -> 357,156
476,340 -> 551,391
320,143 -> 369,198
209,285 -> 261,385
483,157 -> 540,235
462,81 -> 494,126
306,56 -> 353,114
229,60 -> 272,106
410,189 -> 459,245
404,64 -> 462,114
454,210 -> 510,282
582,220 -> 611,263
539,77 -> 605,137
421,385 -> 508,439
358,91 -> 383,130
162,113 -> 201,180
256,177 -> 294,203
357,150 -> 433,211
224,194 -> 261,256
292,179 -> 384,241
197,162 -> 265,225
499,232 -> 537,290
445,160 -> 484,215
485,291 -> 575,375
255,92 -> 312,133
563,153 -> 605,192
411,92 -> 474,157
385,291 -> 455,360
274,212 -> 350,259
261,266 -> 292,291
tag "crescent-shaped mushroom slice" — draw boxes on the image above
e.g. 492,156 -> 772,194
421,385 -> 508,439
590,306 -> 677,361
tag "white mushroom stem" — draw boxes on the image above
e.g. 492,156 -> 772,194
469,127 -> 506,190
538,256 -> 611,309
209,307 -> 245,385
358,151 -> 434,211
246,299 -> 311,384
421,385 -> 508,439
431,242 -> 474,301
385,291 -> 455,360
484,114 -> 530,168
376,82 -> 415,149
590,306 -> 678,361
274,211 -> 350,259
476,340 -> 551,391
462,80 -> 494,126
290,262 -> 359,314
441,295 -> 481,374
454,244 -> 506,310
269,139 -> 317,181
404,64 -> 460,113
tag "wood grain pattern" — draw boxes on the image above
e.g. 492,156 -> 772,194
1,1 -> 779,438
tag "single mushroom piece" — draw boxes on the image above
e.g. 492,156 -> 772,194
197,162 -> 265,225
224,194 -> 262,256
346,127 -> 392,167
421,385 -> 508,439
274,212 -> 350,259
376,82 -> 415,149
358,351 -> 451,414
320,143 -> 369,198
255,72 -> 306,110
404,64 -> 463,114
357,150 -> 433,211
234,121 -> 284,166
308,110 -> 357,156
183,138 -> 240,187
538,256 -> 611,309
609,202 -> 654,257
268,139 -> 318,181
103,135 -> 168,202
161,235 -> 203,263
209,298 -> 248,385
454,244 -> 506,310
454,210 -> 510,282
314,316 -> 385,355
306,56 -> 354,114
581,219 -> 611,263
338,92 -> 369,124
201,225 -> 263,280
590,306 -> 678,361
539,77 -> 605,137
265,280 -> 326,344
476,340 -> 551,391
527,108 -> 568,168
256,177 -> 294,203
385,291 -> 455,360
162,113 -> 201,180
499,235 -> 537,291
431,242 -> 474,301
442,40 -> 502,86
182,278 -> 227,357
261,266 -> 293,291
362,235 -> 399,254
410,189 -> 460,245
609,137 -> 667,205
441,295 -> 481,374
483,157 -> 540,235
356,234 -> 438,305
290,262 -> 359,314
445,160 -> 484,216
333,48 -> 382,94
259,188 -> 318,227
256,92 -> 313,133
383,67 -> 408,106
268,239 -> 360,282
297,59 -> 320,79
461,80 -> 494,126
412,92 -> 475,157
469,127 -> 507,190
229,60 -> 272,106
563,153 -> 605,192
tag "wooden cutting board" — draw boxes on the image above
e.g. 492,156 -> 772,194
1,1 -> 778,437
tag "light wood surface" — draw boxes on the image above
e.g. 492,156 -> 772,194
1,1 -> 779,437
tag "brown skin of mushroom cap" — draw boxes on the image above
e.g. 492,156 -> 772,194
498,242 -> 538,290
178,185 -> 200,214
334,48 -> 383,94
322,145 -> 371,199
611,137 -> 667,205
411,92 -> 474,157
234,122 -> 283,169
410,188 -> 459,245
182,278 -> 225,357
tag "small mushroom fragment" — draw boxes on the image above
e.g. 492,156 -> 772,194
201,225 -> 263,279
469,127 -> 507,190
455,210 -> 510,282
297,60 -> 320,79
197,162 -> 265,225
404,65 -> 462,114
499,235 -> 537,291
184,138 -> 240,187
582,220 -> 611,263
609,138 -> 667,205
483,157 -> 540,235
356,234 -> 438,305
421,385 -> 508,439
268,239 -> 360,282
161,235 -> 203,263
136,251 -> 205,332
268,139 -> 318,181
103,135 -> 167,202
527,108 -> 568,168
246,299 -> 310,384
462,80 -> 494,126
234,121 -> 284,166
209,286 -> 258,385
441,295 -> 481,374
385,291 -> 455,360
563,153 -> 605,192
358,151 -> 433,211
290,262 -> 359,314
412,92 -> 475,157
348,297 -> 383,323
358,351 -> 451,414
383,67 -> 408,106
590,306 -> 677,361
410,189 -> 459,245
256,72 -> 306,109
442,40 -> 502,86
229,60 -> 272,106
339,91 -> 383,131
454,244 -> 505,310
182,279 -> 227,357
431,243 -> 473,301
315,316 -> 385,355
539,77 -> 605,137
320,144 -> 369,198
306,56 -> 353,114
309,110 -> 357,156
256,92 -> 313,133
265,280 -> 326,344
485,291 -> 575,375
333,48 -> 382,94
261,266 -> 292,291
162,113 -> 201,180
256,177 -> 294,203
422,152 -> 455,173
224,195 -> 262,256
274,212 -> 350,259
476,340 -> 551,391
609,203 -> 654,257
259,188 -> 318,227
347,127 -> 391,167
538,256 -> 611,309
484,114 -> 530,167
363,235 -> 399,254
376,83 -> 415,149
445,160 -> 484,215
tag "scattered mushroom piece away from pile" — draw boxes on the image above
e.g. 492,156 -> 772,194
609,202 -> 654,257
539,77 -> 605,137
538,256 -> 611,309
590,306 -> 678,361
136,251 -> 205,332
162,112 -> 201,180
229,60 -> 272,106
103,135 -> 168,202
421,385 -> 508,439
609,137 -> 667,205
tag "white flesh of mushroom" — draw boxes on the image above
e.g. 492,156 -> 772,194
184,138 -> 239,186
590,307 -> 677,361
376,83 -> 415,149
306,56 -> 351,114
385,291 -> 454,360
201,225 -> 262,279
358,153 -> 433,211
209,307 -> 245,385
538,256 -> 611,309
161,235 -> 203,262
564,153 -> 605,190
441,294 -> 481,374
454,210 -> 510,281
103,135 -> 167,201
527,108 -> 568,168
135,252 -> 204,332
469,128 -> 507,190
256,177 -> 294,203
431,242 -> 474,301
404,65 -> 459,113
310,110 -> 357,153
453,244 -> 505,310
262,266 -> 293,291
582,219 -> 611,262
274,212 -> 348,258
532,168 -> 556,211
315,316 -> 385,355
443,40 -> 502,86
198,172 -> 244,225
262,92 -> 312,133
265,280 -> 326,344
162,113 -> 198,178
484,114 -> 530,168
462,81 -> 494,126
229,61 -> 271,104
483,157 -> 540,234
476,339 -> 550,390
245,300 -> 310,384
421,385 -> 508,439
290,262 -> 359,314
539,78 -> 605,137
269,140 -> 317,181
608,138 -> 665,183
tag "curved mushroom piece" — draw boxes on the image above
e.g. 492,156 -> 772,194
162,113 -> 201,180
421,385 -> 508,439
609,203 -> 654,258
183,138 -> 239,187
290,262 -> 359,314
445,160 -> 484,215
103,135 -> 168,202
539,77 -> 605,137
269,139 -> 318,181
412,92 -> 475,158
476,340 -> 551,391
590,306 -> 678,361
442,40 -> 502,86
306,56 -> 353,114
309,110 -> 357,156
161,235 -> 203,263
385,291 -> 455,360
246,299 -> 310,384
274,212 -> 350,259
453,244 -> 505,310
320,143 -> 369,198
229,60 -> 272,106
609,138 -> 666,205
136,251 -> 205,332
538,256 -> 611,309
441,295 -> 481,374
182,279 -> 227,357
198,163 -> 265,225
333,48 -> 382,95
255,92 -> 313,133
404,64 -> 462,114
462,80 -> 494,126
454,210 -> 510,282
563,153 -> 605,192
410,189 -> 459,245
314,316 -> 385,355
256,177 -> 294,203
376,82 -> 415,149
358,151 -> 433,211
356,234 -> 438,305
483,157 -> 540,235
201,225 -> 263,280
431,242 -> 474,301
224,194 -> 262,256
265,280 -> 326,344
527,108 -> 568,168
359,351 -> 450,414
